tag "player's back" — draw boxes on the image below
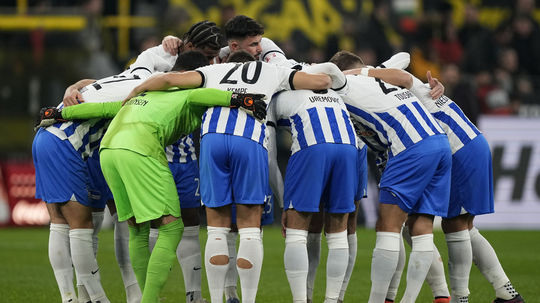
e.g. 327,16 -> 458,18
410,83 -> 481,154
270,89 -> 356,155
343,74 -> 444,158
197,61 -> 294,146
165,134 -> 197,163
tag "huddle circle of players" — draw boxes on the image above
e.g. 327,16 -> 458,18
33,15 -> 524,303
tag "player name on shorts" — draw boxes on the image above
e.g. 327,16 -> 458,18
227,87 -> 248,93
308,95 -> 340,103
124,98 -> 149,106
393,90 -> 415,101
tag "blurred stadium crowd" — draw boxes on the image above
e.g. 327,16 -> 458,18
1,0 -> 540,156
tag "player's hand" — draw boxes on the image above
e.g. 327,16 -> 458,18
63,89 -> 83,107
230,93 -> 267,121
162,35 -> 183,56
122,88 -> 142,106
426,71 -> 444,100
34,107 -> 66,130
281,209 -> 287,238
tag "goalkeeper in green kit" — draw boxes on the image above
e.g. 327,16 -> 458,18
38,50 -> 266,303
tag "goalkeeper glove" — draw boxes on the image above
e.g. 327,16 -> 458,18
34,107 -> 66,130
230,93 -> 267,121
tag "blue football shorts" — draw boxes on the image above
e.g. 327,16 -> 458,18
446,134 -> 494,218
168,160 -> 202,209
379,135 -> 452,217
86,152 -> 113,209
33,128 -> 90,205
284,143 -> 357,213
199,133 -> 268,208
355,145 -> 368,201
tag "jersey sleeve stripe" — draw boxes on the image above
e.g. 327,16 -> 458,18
288,70 -> 298,90
195,70 -> 205,88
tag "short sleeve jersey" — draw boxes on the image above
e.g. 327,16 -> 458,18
343,75 -> 444,158
268,89 -> 357,155
197,61 -> 295,148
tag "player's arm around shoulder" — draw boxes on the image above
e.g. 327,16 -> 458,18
63,79 -> 96,106
123,71 -> 203,104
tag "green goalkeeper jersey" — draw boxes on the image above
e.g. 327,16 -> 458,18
62,87 -> 232,165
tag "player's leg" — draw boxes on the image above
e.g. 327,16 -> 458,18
205,206 -> 233,303
322,144 -> 357,303
284,209 -> 312,303
385,224 -> 406,303
442,214 -> 472,303
338,202 -> 360,303
33,129 -> 108,303
323,213 -> 349,303
46,203 -> 77,303
61,200 -> 110,303
369,203 -> 408,303
307,211 -> 324,303
142,215 -> 184,303
224,222 -> 239,303
227,135 -> 269,303
468,217 -> 524,303
180,207 -> 206,303
235,205 -> 264,303
108,200 -> 142,303
199,133 -> 236,303
398,224 -> 450,303
171,159 -> 206,303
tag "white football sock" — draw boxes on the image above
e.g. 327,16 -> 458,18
445,230 -> 472,301
237,228 -> 263,303
425,242 -> 451,298
284,228 -> 309,302
205,226 -> 230,303
111,213 -> 141,303
177,225 -> 203,302
70,228 -> 110,303
368,232 -> 400,303
386,231 -> 406,301
325,230 -> 349,303
91,211 -> 104,256
49,223 -> 77,303
306,232 -> 322,301
148,228 -> 159,252
224,231 -> 239,300
469,227 -> 516,300
400,234 -> 434,303
338,233 -> 358,301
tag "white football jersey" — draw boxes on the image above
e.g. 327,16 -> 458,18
45,45 -> 177,159
268,89 -> 357,155
410,80 -> 481,154
197,61 -> 295,147
343,74 -> 444,158
165,134 -> 197,163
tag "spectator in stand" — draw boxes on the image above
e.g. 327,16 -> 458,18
459,3 -> 497,74
429,1 -> 463,65
510,14 -> 540,76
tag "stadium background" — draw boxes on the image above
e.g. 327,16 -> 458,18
0,0 -> 539,229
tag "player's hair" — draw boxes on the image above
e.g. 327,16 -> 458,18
183,20 -> 224,50
173,51 -> 209,71
224,15 -> 264,41
329,51 -> 365,71
226,50 -> 256,63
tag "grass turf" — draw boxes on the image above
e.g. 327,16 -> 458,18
0,227 -> 538,302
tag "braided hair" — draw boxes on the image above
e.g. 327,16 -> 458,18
182,20 -> 224,51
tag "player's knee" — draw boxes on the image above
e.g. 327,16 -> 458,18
209,254 -> 229,265
236,257 -> 253,269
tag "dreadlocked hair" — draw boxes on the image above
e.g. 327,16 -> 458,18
183,20 -> 224,50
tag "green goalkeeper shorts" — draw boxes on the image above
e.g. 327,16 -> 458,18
100,148 -> 180,223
